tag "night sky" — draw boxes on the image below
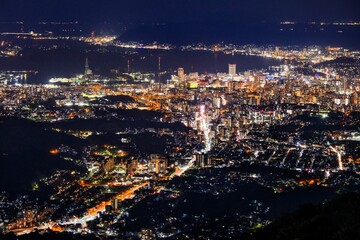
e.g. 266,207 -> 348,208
0,0 -> 359,23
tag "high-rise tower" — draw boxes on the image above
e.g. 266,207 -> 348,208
158,56 -> 161,72
228,64 -> 236,76
178,68 -> 185,81
84,57 -> 92,76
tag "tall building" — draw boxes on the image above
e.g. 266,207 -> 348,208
228,64 -> 236,76
227,81 -> 235,93
158,56 -> 161,71
195,154 -> 211,168
189,72 -> 199,80
84,57 -> 93,76
178,68 -> 185,81
151,154 -> 168,175
126,158 -> 138,175
103,158 -> 115,174
111,199 -> 121,211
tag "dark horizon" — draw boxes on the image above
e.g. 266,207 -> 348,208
1,0 -> 359,24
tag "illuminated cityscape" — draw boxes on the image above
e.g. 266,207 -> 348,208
0,0 -> 360,239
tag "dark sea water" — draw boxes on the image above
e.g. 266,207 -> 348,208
120,22 -> 360,48
0,47 -> 283,84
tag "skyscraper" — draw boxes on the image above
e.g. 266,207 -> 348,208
178,68 -> 185,81
151,154 -> 168,175
84,57 -> 92,76
228,64 -> 236,76
111,199 -> 120,211
158,57 -> 161,71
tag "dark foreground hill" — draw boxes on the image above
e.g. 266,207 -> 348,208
0,118 -> 83,196
244,192 -> 360,240
2,193 -> 359,239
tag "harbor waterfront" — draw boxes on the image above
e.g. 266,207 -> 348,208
1,0 -> 360,239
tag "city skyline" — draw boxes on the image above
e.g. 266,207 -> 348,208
0,0 -> 359,239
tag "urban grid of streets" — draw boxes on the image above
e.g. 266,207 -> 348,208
1,38 -> 360,237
